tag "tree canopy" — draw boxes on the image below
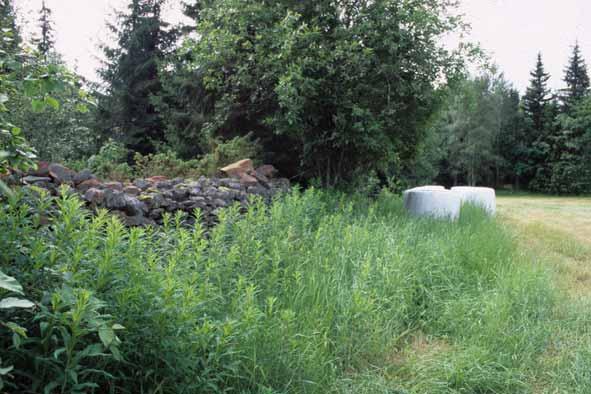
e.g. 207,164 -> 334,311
175,0 -> 469,184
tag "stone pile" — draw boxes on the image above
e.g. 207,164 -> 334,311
11,159 -> 290,228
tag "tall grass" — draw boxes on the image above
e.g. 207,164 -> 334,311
0,187 -> 562,393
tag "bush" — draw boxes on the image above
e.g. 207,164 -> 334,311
133,150 -> 201,179
86,139 -> 133,181
0,186 -> 562,393
199,134 -> 262,176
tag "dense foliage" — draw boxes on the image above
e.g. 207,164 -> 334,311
2,0 -> 591,193
5,1 -> 591,392
429,72 -> 522,186
426,46 -> 591,193
173,0 -> 468,184
0,187 -> 564,393
97,0 -> 176,154
0,0 -> 94,175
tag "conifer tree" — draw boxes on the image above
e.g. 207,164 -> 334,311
98,0 -> 176,154
523,53 -> 552,132
561,42 -> 590,112
0,0 -> 21,55
34,0 -> 55,59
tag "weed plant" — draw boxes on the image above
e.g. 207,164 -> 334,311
0,187 -> 565,393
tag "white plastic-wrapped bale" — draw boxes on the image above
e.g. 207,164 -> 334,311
402,186 -> 446,207
403,189 -> 462,221
451,186 -> 496,216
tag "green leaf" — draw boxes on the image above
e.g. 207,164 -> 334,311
53,347 -> 66,360
0,365 -> 13,375
4,321 -> 27,337
75,103 -> 89,113
12,332 -> 22,349
0,271 -> 23,294
98,326 -> 115,348
68,369 -> 78,384
0,180 -> 12,196
44,381 -> 60,394
0,297 -> 34,309
80,343 -> 104,358
110,345 -> 122,361
44,96 -> 60,110
112,323 -> 125,330
31,99 -> 45,113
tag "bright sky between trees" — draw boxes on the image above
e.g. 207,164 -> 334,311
15,0 -> 591,93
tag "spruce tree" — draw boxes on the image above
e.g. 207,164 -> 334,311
0,0 -> 21,55
34,0 -> 55,59
523,53 -> 552,132
98,0 -> 176,154
561,42 -> 590,112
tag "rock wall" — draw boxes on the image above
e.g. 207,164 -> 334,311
10,160 -> 290,228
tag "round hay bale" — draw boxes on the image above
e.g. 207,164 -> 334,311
451,186 -> 496,216
402,185 -> 446,206
403,189 -> 461,221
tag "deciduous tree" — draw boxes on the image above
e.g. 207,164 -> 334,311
183,0 -> 470,184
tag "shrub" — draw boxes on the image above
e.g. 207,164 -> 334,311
86,139 -> 133,181
199,134 -> 262,176
133,150 -> 201,179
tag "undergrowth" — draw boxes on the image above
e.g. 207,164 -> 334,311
0,187 -> 576,393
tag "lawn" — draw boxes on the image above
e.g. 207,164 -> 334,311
497,194 -> 591,393
498,194 -> 591,297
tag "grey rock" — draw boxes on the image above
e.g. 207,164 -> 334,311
77,178 -> 102,193
133,179 -> 151,190
149,193 -> 165,209
123,195 -> 147,216
189,186 -> 202,196
164,201 -> 180,212
149,208 -> 165,220
22,176 -> 52,185
48,163 -> 75,184
104,190 -> 127,210
123,185 -> 141,196
204,186 -> 218,196
104,182 -> 124,191
172,187 -> 189,201
227,181 -> 242,190
213,198 -> 228,208
73,169 -> 95,185
156,180 -> 174,190
84,188 -> 105,205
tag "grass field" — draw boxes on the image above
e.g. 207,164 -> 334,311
497,194 -> 591,393
498,194 -> 591,298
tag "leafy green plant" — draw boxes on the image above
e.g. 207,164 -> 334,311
133,150 -> 201,179
0,185 -> 565,393
0,269 -> 34,391
0,26 -> 92,194
199,134 -> 262,176
26,286 -> 122,394
86,139 -> 133,180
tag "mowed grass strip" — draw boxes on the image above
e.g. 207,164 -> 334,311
498,194 -> 591,393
